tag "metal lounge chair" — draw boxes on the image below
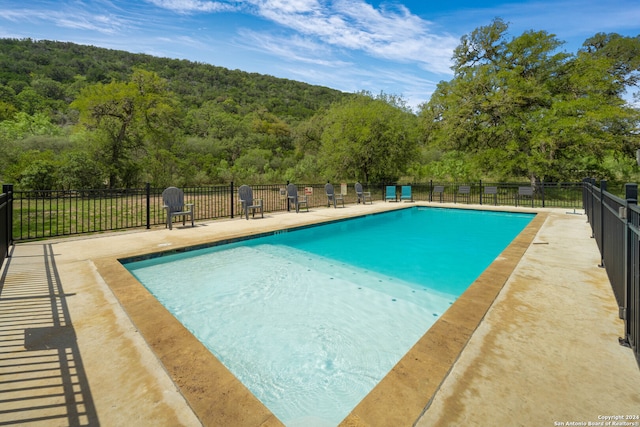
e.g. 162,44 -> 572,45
287,183 -> 309,213
325,183 -> 344,208
355,182 -> 372,204
238,185 -> 263,220
456,185 -> 470,203
162,187 -> 194,230
432,185 -> 444,202
516,186 -> 534,207
483,186 -> 498,205
385,185 -> 397,202
400,185 -> 413,202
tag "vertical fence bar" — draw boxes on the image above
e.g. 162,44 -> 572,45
1,189 -> 5,263
19,195 -> 23,241
7,185 -> 12,248
584,179 -> 589,215
2,184 -> 13,245
590,178 -> 596,237
599,180 -> 606,267
146,183 -> 151,229
0,190 -> 6,266
38,195 -> 42,238
1,185 -> 13,266
631,202 -> 640,363
230,182 -> 234,219
631,206 -> 640,364
624,184 -> 638,337
62,190 -> 66,236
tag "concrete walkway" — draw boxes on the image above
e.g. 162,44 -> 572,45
0,203 -> 638,426
415,210 -> 640,426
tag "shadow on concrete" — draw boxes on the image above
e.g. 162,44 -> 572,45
0,244 -> 99,426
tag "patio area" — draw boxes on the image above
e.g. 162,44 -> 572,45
0,202 -> 638,426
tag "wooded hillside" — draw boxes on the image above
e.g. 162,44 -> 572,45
0,38 -> 346,121
1,23 -> 639,191
0,38 -> 355,188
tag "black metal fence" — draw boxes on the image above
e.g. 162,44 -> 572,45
0,184 -> 13,270
402,181 -> 584,208
583,179 -> 640,368
6,180 -> 585,242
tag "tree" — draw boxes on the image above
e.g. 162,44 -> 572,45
70,69 -> 181,188
8,150 -> 58,192
15,87 -> 47,115
57,151 -> 105,190
0,84 -> 18,120
318,93 -> 419,183
581,33 -> 640,93
248,108 -> 292,152
579,33 -> 640,158
0,111 -> 61,141
420,19 -> 640,182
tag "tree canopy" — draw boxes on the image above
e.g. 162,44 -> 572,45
1,29 -> 639,191
71,69 -> 183,187
420,19 -> 640,183
318,93 -> 419,183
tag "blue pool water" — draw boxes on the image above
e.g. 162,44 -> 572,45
124,207 -> 533,426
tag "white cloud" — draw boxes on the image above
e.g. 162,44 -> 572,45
240,0 -> 457,74
145,0 -> 239,14
0,8 -> 129,34
280,60 -> 439,111
252,0 -> 321,14
236,28 -> 352,68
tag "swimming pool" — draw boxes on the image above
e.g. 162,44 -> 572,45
124,207 -> 534,426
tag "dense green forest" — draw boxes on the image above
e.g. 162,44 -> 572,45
1,19 -> 639,191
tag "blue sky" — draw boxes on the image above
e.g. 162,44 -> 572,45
1,0 -> 639,110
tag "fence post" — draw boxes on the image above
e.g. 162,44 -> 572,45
230,181 -> 234,219
2,184 -> 13,255
624,183 -> 637,204
582,178 -> 589,223
599,180 -> 607,267
145,183 -> 151,229
622,184 -> 638,338
541,181 -> 546,207
589,178 -> 596,234
479,180 -> 483,205
429,180 -> 433,202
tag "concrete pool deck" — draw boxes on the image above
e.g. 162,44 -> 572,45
0,202 -> 638,426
